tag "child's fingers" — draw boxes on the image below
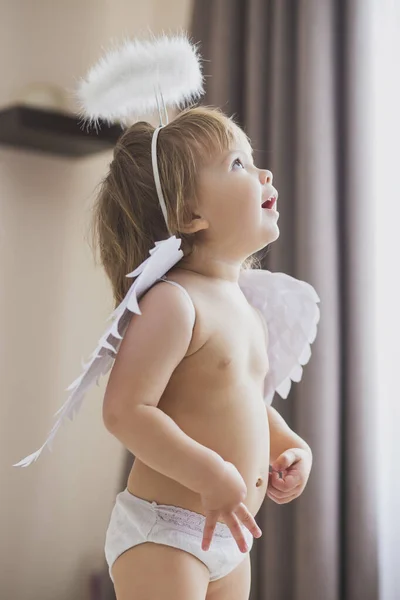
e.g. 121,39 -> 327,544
235,503 -> 262,539
223,511 -> 250,553
271,471 -> 300,490
267,482 -> 302,499
202,513 -> 218,551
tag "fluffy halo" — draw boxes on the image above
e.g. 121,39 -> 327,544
75,33 -> 205,127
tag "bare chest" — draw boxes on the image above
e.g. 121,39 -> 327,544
182,300 -> 268,389
159,272 -> 269,410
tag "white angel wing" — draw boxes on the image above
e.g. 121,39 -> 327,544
238,269 -> 320,406
13,235 -> 184,467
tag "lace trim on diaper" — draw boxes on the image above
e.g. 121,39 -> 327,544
155,505 -> 234,538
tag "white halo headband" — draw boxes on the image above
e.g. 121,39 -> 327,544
75,34 -> 205,234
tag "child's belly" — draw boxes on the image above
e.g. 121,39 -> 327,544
126,379 -> 270,523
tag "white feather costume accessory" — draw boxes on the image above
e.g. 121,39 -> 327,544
75,34 -> 204,127
75,34 -> 204,234
13,35 -> 321,467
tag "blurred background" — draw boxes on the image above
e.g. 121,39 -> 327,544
1,1 -> 399,599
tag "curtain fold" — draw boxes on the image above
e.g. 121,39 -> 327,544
191,1 -> 378,599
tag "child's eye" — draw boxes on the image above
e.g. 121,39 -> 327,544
232,158 -> 244,170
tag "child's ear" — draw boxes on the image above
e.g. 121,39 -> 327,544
180,214 -> 209,234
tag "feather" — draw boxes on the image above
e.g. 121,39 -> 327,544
13,236 -> 184,468
238,269 -> 321,406
74,33 -> 204,127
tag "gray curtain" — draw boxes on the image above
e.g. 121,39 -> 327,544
190,1 -> 378,600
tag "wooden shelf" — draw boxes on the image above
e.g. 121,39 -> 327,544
0,105 -> 122,157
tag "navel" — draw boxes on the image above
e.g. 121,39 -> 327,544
256,477 -> 263,487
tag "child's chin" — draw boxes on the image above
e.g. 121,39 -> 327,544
264,225 -> 280,245
252,229 -> 280,254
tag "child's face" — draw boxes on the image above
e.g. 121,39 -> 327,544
194,128 -> 280,257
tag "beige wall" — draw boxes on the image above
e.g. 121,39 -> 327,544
0,1 -> 193,599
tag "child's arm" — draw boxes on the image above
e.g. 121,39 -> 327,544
267,405 -> 311,465
103,282 -> 225,495
106,403 -> 224,493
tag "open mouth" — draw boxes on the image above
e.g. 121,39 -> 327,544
262,196 -> 277,210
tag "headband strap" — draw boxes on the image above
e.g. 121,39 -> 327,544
151,125 -> 171,234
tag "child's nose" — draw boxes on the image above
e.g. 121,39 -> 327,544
260,169 -> 273,184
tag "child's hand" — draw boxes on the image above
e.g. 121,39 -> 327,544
200,461 -> 262,553
267,448 -> 312,504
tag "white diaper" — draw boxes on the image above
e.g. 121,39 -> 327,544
104,488 -> 254,583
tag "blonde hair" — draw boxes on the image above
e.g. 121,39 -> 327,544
88,105 -> 261,308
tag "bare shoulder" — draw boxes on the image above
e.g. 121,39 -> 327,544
162,267 -> 214,357
103,275 -> 199,422
164,267 -> 268,354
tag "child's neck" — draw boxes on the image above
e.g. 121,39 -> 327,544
175,252 -> 242,284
